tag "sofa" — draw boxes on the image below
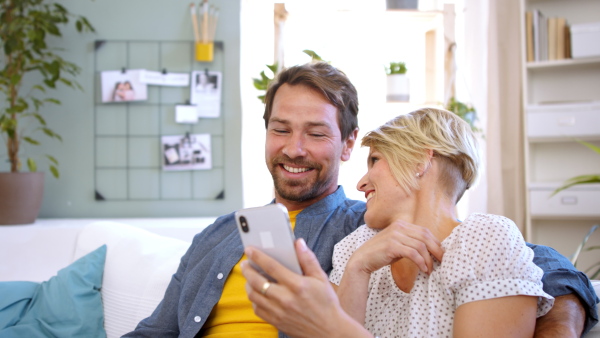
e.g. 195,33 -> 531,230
1,221 -> 599,337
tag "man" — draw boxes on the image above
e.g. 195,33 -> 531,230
125,62 -> 598,337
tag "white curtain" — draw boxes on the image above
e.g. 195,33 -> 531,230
462,0 -> 525,229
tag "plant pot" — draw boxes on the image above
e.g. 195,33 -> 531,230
386,0 -> 418,9
386,74 -> 410,102
0,172 -> 44,225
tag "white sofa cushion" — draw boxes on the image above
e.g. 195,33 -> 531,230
73,221 -> 191,338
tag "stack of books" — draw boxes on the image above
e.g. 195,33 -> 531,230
525,10 -> 571,62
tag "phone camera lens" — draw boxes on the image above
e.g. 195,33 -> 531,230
239,216 -> 249,233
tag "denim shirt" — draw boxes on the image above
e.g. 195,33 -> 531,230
125,186 -> 599,337
125,186 -> 365,338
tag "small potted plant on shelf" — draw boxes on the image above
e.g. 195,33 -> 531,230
0,0 -> 94,225
385,61 -> 409,102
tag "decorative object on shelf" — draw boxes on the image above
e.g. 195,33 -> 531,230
252,50 -> 324,103
571,21 -> 600,59
570,224 -> 600,279
552,140 -> 600,196
386,0 -> 418,10
190,1 -> 219,62
445,97 -> 482,134
0,0 -> 94,225
385,61 -> 409,102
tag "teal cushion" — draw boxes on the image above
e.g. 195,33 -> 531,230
0,245 -> 107,338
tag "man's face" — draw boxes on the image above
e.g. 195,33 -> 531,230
265,84 -> 356,210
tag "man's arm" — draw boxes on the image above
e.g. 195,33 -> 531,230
535,293 -> 586,337
529,243 -> 599,337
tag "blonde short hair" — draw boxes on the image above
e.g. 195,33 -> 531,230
361,108 -> 480,203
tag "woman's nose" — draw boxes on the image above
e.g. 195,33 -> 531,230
357,173 -> 368,191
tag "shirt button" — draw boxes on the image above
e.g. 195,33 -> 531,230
217,273 -> 224,279
194,316 -> 201,323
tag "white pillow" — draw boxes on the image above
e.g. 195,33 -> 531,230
73,221 -> 191,338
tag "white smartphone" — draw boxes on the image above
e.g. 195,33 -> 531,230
235,203 -> 303,281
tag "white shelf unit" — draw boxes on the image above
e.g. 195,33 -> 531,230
521,0 -> 600,275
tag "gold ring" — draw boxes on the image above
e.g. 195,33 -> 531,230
260,281 -> 271,296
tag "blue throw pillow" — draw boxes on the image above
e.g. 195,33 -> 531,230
0,245 -> 107,338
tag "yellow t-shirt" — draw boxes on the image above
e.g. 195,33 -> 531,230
201,209 -> 302,337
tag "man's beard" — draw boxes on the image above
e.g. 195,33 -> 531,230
269,156 -> 337,202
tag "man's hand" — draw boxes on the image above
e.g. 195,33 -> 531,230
535,294 -> 585,338
241,239 -> 372,338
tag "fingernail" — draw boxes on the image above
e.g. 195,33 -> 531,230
240,260 -> 247,269
245,247 -> 253,257
298,238 -> 308,251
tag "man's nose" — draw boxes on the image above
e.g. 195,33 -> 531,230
282,134 -> 307,158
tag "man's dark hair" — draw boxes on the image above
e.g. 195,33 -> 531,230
263,62 -> 359,140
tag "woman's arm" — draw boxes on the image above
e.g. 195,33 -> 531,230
453,295 -> 538,337
336,220 -> 444,324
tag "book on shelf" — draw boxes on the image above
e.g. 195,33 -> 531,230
540,11 -> 548,61
548,17 -> 557,61
527,10 -> 571,62
533,9 -> 541,61
526,11 -> 534,62
556,17 -> 566,60
564,24 -> 571,59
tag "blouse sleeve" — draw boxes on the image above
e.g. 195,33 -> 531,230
442,214 -> 555,317
328,225 -> 372,285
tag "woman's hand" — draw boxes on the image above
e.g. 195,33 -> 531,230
349,219 -> 444,275
335,219 -> 444,324
241,239 -> 372,338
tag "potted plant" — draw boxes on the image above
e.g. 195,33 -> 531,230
551,141 -> 600,279
0,0 -> 94,225
445,96 -> 482,134
385,61 -> 409,102
252,50 -> 325,103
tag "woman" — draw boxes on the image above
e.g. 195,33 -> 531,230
242,108 -> 554,337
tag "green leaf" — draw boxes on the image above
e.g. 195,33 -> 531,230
577,140 -> 600,155
253,78 -> 266,90
10,73 -> 22,85
33,113 -> 47,126
588,264 -> 600,279
76,20 -> 83,32
570,225 -> 599,267
32,85 -> 46,93
266,63 -> 278,74
551,175 -> 600,197
46,155 -> 59,166
45,98 -> 61,105
58,78 -> 73,87
23,137 -> 40,145
50,165 -> 60,179
303,50 -> 323,61
27,158 -> 38,172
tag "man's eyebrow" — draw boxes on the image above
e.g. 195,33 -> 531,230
269,117 -> 289,125
268,118 -> 333,130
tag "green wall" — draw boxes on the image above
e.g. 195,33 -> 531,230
2,0 -> 243,218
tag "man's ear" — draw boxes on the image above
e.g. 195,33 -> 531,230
341,128 -> 359,162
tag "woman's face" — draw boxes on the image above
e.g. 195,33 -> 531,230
356,148 -> 407,229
